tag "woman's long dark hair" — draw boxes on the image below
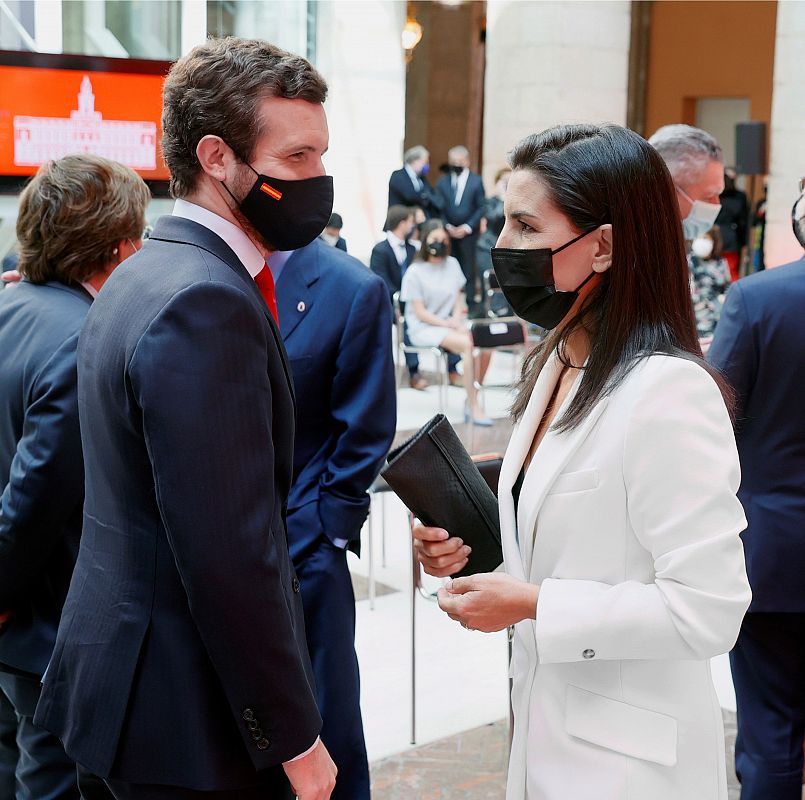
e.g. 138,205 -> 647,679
509,123 -> 733,428
415,218 -> 451,262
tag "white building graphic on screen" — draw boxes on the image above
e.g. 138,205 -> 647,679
13,75 -> 157,170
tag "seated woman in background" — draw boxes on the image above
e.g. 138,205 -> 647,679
400,219 -> 492,426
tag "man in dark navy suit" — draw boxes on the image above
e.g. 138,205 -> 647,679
0,154 -> 148,799
708,191 -> 805,800
435,145 -> 486,312
320,212 -> 348,252
273,238 -> 395,800
35,38 -> 337,800
387,145 -> 443,220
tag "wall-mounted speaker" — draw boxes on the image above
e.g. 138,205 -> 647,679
735,122 -> 767,175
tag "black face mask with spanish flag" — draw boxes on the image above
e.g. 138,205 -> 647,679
223,161 -> 334,251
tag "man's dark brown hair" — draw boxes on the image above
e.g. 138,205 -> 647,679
162,37 -> 328,198
16,154 -> 149,285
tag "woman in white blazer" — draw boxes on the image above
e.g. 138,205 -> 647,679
414,123 -> 751,800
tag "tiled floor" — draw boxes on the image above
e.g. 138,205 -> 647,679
370,712 -> 742,800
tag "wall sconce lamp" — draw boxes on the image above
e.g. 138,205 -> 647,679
402,17 -> 423,63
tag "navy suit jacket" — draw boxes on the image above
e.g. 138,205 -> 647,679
0,281 -> 90,677
34,216 -> 320,790
435,171 -> 486,233
277,239 -> 395,559
388,168 -> 443,219
708,256 -> 805,611
369,238 -> 416,301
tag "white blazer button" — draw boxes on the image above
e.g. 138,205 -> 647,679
582,649 -> 595,659
297,301 -> 306,313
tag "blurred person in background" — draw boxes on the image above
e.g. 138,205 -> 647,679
649,124 -> 724,243
689,225 -> 731,348
707,190 -> 805,800
717,167 -> 749,282
477,167 -> 512,317
414,124 -> 750,800
388,146 -> 443,220
0,153 -> 148,800
435,146 -> 486,314
320,212 -> 347,252
401,219 -> 491,424
273,236 -> 395,800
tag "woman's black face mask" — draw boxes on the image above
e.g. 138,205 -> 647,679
490,228 -> 598,330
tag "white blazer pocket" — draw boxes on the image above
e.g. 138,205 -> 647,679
547,468 -> 599,495
565,684 -> 678,767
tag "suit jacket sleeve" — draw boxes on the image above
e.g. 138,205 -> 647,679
707,281 -> 756,423
318,278 -> 397,541
129,282 -> 321,767
388,171 -> 419,207
534,359 -> 751,664
369,245 -> 397,299
465,178 -> 487,232
0,333 -> 84,608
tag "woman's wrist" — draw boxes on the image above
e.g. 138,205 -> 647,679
519,583 -> 539,622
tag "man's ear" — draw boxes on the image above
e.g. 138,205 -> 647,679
592,223 -> 613,273
196,135 -> 235,182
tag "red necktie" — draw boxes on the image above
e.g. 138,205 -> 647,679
255,265 -> 279,324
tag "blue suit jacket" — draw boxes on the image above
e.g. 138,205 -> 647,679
369,238 -> 416,301
0,281 -> 90,677
435,171 -> 486,233
277,239 -> 396,559
34,216 -> 320,790
388,168 -> 443,219
708,256 -> 805,611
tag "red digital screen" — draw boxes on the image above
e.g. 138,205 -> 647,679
0,53 -> 171,183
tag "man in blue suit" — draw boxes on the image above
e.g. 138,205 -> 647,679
0,154 -> 148,799
273,238 -> 395,800
708,191 -> 805,800
35,38 -> 337,800
435,145 -> 486,312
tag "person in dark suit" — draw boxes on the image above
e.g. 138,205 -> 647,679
707,190 -> 805,800
435,145 -> 486,312
0,154 -> 149,800
388,145 -> 443,220
34,38 -> 337,800
320,212 -> 347,252
272,238 -> 395,800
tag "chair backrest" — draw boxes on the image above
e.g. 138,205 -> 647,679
469,317 -> 527,349
471,452 -> 505,497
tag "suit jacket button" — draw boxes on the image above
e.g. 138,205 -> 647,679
292,577 -> 301,593
247,720 -> 259,731
257,737 -> 270,750
243,709 -> 255,722
252,729 -> 263,740
582,649 -> 595,659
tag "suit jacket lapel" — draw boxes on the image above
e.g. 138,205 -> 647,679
148,215 -> 296,401
276,243 -> 319,340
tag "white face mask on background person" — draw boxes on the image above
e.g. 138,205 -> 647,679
676,185 -> 721,240
320,232 -> 339,247
691,237 -> 715,259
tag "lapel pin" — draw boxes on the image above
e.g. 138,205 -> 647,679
297,301 -> 306,313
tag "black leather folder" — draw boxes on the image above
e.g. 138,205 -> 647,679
381,414 -> 503,577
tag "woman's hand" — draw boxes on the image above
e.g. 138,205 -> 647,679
437,573 -> 539,633
412,524 -> 471,577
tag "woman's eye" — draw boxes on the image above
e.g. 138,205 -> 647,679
518,220 -> 534,234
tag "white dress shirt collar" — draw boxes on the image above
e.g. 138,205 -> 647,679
404,163 -> 421,190
172,198 -> 265,279
453,167 -> 470,205
386,230 -> 408,265
80,281 -> 99,299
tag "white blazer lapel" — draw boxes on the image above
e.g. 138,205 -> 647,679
499,353 -> 564,580
519,394 -> 610,579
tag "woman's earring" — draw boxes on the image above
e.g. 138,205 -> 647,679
112,248 -> 118,255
